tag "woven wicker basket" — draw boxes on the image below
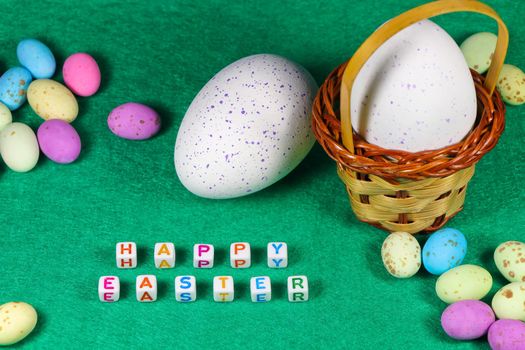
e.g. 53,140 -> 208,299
312,0 -> 507,234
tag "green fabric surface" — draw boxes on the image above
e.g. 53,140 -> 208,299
1,0 -> 524,349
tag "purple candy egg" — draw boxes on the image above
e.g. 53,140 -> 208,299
441,300 -> 495,340
37,119 -> 81,164
488,319 -> 525,350
107,102 -> 160,140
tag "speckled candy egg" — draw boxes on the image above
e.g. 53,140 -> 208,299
488,319 -> 525,350
381,231 -> 421,278
107,103 -> 160,140
436,264 -> 493,304
460,32 -> 497,74
17,38 -> 56,79
497,64 -> 525,106
27,79 -> 78,122
495,241 -> 525,283
63,53 -> 101,96
422,227 -> 467,275
0,102 -> 12,131
0,302 -> 38,346
0,122 -> 39,172
351,20 -> 476,152
0,67 -> 32,111
492,282 -> 525,321
174,54 -> 318,199
37,119 -> 81,164
441,300 -> 495,340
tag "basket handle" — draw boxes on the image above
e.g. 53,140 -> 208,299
340,0 -> 509,153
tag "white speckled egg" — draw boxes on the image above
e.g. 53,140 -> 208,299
494,241 -> 525,283
174,54 -> 318,199
492,282 -> 525,321
381,231 -> 421,278
351,20 -> 477,152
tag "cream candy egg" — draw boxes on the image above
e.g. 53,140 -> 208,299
0,102 -> 12,131
175,54 -> 318,199
351,20 -> 477,152
494,241 -> 525,283
0,302 -> 38,346
435,264 -> 493,304
0,122 -> 39,172
492,282 -> 525,321
381,231 -> 421,278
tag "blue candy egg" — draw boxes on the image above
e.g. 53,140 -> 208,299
17,39 -> 56,79
422,228 -> 467,275
0,67 -> 33,110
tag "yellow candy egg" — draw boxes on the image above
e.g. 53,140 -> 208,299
27,79 -> 78,122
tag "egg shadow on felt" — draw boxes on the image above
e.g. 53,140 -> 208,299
73,99 -> 93,161
141,101 -> 174,137
248,143 -> 333,200
88,52 -> 112,94
9,311 -> 46,349
480,248 -> 507,286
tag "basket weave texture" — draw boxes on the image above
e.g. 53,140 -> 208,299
312,52 -> 506,234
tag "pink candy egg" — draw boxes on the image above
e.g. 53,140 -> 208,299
63,53 -> 101,97
441,300 -> 495,340
107,102 -> 160,140
37,119 -> 81,164
488,319 -> 525,350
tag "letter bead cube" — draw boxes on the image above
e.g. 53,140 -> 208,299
250,276 -> 271,302
213,276 -> 234,302
287,275 -> 309,302
193,244 -> 214,268
175,276 -> 197,302
98,276 -> 120,302
136,275 -> 157,302
154,242 -> 175,269
268,242 -> 288,268
116,242 -> 137,269
230,242 -> 251,268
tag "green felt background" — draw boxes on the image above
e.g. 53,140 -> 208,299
0,0 -> 524,349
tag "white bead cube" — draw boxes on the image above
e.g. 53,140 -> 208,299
116,242 -> 137,269
250,276 -> 271,302
136,275 -> 157,302
193,244 -> 214,268
175,276 -> 197,302
268,242 -> 288,268
213,276 -> 234,302
287,275 -> 308,302
154,242 -> 175,269
230,242 -> 251,268
98,276 -> 120,302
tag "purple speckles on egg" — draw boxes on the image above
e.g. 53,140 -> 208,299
441,300 -> 495,340
37,119 -> 81,164
488,319 -> 525,350
107,102 -> 160,140
174,54 -> 318,199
